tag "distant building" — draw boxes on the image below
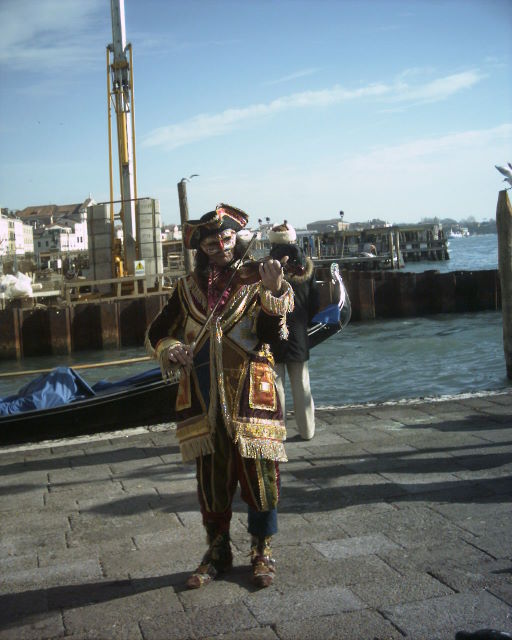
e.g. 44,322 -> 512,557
306,218 -> 350,233
0,211 -> 34,258
17,197 -> 95,229
161,225 -> 182,241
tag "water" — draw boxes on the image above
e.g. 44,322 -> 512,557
309,310 -> 508,407
403,233 -> 498,273
1,234 -> 509,406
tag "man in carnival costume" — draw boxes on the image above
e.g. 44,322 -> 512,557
145,204 -> 294,589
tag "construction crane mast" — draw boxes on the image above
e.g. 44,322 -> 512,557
107,0 -> 138,275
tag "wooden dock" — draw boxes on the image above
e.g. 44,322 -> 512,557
307,223 -> 449,269
0,268 -> 501,361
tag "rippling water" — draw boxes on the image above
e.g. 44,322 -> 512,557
1,234 -> 509,405
309,310 -> 508,407
403,233 -> 498,273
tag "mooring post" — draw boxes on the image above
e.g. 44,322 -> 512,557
496,189 -> 512,378
177,179 -> 194,274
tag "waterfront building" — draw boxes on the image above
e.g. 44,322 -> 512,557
0,211 -> 34,259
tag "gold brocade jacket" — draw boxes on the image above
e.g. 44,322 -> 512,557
145,272 -> 294,464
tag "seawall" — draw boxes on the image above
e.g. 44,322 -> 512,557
0,268 -> 501,360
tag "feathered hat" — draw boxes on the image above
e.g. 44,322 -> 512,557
268,220 -> 296,244
183,203 -> 249,250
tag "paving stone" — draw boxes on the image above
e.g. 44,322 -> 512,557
38,540 -> 136,568
383,590 -> 512,639
0,492 -> 45,511
1,559 -> 103,592
0,531 -> 67,560
350,571 -> 454,608
189,601 -> 258,637
380,540 -> 497,575
179,576 -> 249,611
0,509 -> 70,535
428,558 -> 512,595
0,391 -> 510,640
0,553 -> 38,573
275,609 -> 403,640
132,525 -> 195,550
271,514 -> 350,546
277,548 -> 401,590
48,464 -> 113,483
77,491 -> 159,515
429,499 -> 511,534
138,611 -> 194,640
469,528 -> 512,559
301,500 -> 396,526
66,511 -> 179,546
336,504 -> 473,548
47,478 -> 124,497
62,587 -> 182,639
312,533 -> 400,559
246,585 -> 365,625
0,611 -> 64,640
202,627 -> 279,640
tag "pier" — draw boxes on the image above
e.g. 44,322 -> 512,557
1,390 -> 511,638
309,223 -> 449,270
0,268 -> 501,360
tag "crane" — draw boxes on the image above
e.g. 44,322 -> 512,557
107,0 -> 138,275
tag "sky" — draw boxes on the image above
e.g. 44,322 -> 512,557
0,0 -> 511,229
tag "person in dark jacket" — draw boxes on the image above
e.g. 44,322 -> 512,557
269,222 -> 320,440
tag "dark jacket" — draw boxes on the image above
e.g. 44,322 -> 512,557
270,257 -> 320,363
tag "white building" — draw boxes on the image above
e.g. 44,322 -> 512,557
161,225 -> 182,241
0,212 -> 34,257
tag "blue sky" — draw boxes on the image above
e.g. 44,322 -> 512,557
1,0 -> 511,228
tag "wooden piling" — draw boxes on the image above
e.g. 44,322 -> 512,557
0,309 -> 21,359
48,308 -> 71,355
496,189 -> 512,378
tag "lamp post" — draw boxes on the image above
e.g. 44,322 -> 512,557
177,174 -> 199,274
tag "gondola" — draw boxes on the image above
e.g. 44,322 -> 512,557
0,264 -> 350,445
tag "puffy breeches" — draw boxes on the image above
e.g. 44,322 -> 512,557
195,417 -> 280,535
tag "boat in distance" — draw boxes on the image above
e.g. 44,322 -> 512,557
0,264 -> 350,446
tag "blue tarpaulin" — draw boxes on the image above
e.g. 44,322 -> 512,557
0,366 -> 162,417
0,367 -> 95,416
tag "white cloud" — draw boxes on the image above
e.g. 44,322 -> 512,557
265,68 -> 320,86
142,70 -> 485,151
142,82 -> 390,150
387,70 -> 484,105
0,0 -> 105,71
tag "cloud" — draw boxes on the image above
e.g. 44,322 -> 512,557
142,70 -> 485,151
0,0 -> 106,71
264,68 -> 320,86
142,82 -> 390,150
387,70 -> 484,105
348,123 -> 512,168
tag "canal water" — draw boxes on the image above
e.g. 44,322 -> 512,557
1,234 -> 509,405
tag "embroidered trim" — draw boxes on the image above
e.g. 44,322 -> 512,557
233,418 -> 287,442
236,435 -> 288,462
176,415 -> 214,462
148,336 -> 182,380
248,362 -> 277,411
259,280 -> 294,316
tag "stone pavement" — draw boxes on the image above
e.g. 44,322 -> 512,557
0,390 -> 511,640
